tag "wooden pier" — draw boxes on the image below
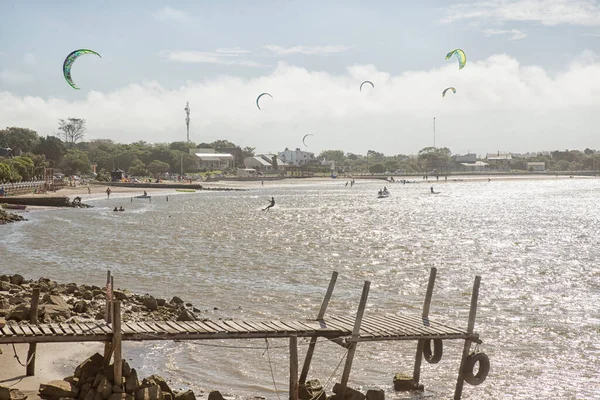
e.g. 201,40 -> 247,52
0,269 -> 486,400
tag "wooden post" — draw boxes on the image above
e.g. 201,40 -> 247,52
299,271 -> 338,384
113,301 -> 123,387
339,281 -> 370,395
103,271 -> 112,361
289,335 -> 299,400
412,267 -> 437,385
26,287 -> 40,376
454,276 -> 481,400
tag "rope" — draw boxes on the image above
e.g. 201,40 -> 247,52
11,343 -> 36,367
264,338 -> 281,400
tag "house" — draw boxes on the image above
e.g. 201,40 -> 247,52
460,161 -> 489,172
452,153 -> 477,163
278,148 -> 316,167
244,156 -> 273,171
486,152 -> 512,170
259,154 -> 286,169
189,148 -> 235,170
527,162 -> 546,172
0,148 -> 13,158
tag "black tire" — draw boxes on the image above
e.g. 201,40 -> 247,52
463,352 -> 490,386
423,339 -> 443,364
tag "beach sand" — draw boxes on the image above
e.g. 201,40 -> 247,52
0,342 -> 103,399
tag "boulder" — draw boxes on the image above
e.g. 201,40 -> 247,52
113,291 -> 128,301
156,299 -> 165,307
46,295 -> 70,309
82,291 -> 94,301
83,389 -> 97,400
8,297 -> 26,305
163,394 -> 173,400
392,374 -> 422,391
365,389 -> 385,400
39,380 -> 79,399
124,369 -> 139,394
176,309 -> 196,322
78,384 -> 92,400
41,304 -> 71,320
170,297 -> 183,306
74,353 -> 104,384
74,301 -> 88,314
6,304 -> 29,322
146,376 -> 171,395
332,384 -> 365,400
108,395 -> 133,400
135,386 -> 163,400
173,391 -> 194,400
96,377 -> 112,399
0,387 -> 27,400
0,282 -> 12,292
9,275 -> 24,286
142,296 -> 158,311
207,391 -> 224,400
299,380 -> 325,400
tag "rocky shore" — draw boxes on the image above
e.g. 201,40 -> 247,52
0,209 -> 26,225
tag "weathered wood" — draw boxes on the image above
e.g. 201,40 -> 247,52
113,301 -> 123,387
26,288 -> 40,376
339,281 -> 370,395
299,271 -> 338,384
104,271 -> 112,362
289,335 -> 299,400
454,276 -> 481,400
414,267 -> 437,386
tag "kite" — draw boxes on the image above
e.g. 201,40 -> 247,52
63,49 -> 101,90
445,49 -> 466,70
360,80 -> 374,91
256,92 -> 273,110
442,87 -> 456,97
302,134 -> 313,147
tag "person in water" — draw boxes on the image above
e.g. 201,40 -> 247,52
383,186 -> 388,193
430,186 -> 434,193
143,191 -> 147,196
113,207 -> 118,212
106,187 -> 111,199
263,197 -> 275,211
118,206 -> 124,211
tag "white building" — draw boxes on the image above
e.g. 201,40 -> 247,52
460,160 -> 489,171
244,156 -> 274,171
189,148 -> 235,170
527,162 -> 546,171
278,148 -> 316,167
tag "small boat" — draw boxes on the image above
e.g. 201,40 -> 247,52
1,203 -> 27,210
175,189 -> 196,193
135,195 -> 151,199
377,194 -> 389,198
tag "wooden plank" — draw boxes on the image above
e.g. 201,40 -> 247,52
385,315 -> 431,335
113,302 -> 123,388
220,320 -> 247,333
126,322 -> 146,334
271,320 -> 297,333
241,321 -> 270,333
138,321 -> 163,334
279,320 -> 309,333
203,320 -> 229,333
156,322 -> 179,335
175,321 -> 201,334
16,325 -> 34,336
59,323 -> 78,336
69,324 -> 84,335
365,315 -> 412,337
184,321 -> 212,334
192,321 -> 217,333
120,323 -> 136,335
334,315 -> 383,337
47,324 -> 64,335
84,322 -> 108,335
36,324 -> 54,335
164,321 -> 189,334
234,321 -> 259,333
0,326 -> 13,336
28,324 -> 44,336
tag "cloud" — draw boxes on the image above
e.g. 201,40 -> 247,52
443,0 -> 600,26
153,6 -> 190,23
159,49 -> 265,67
0,69 -> 33,85
1,53 -> 600,155
482,28 -> 527,40
23,53 -> 36,66
264,45 -> 353,55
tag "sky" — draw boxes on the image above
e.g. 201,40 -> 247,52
1,0 -> 600,156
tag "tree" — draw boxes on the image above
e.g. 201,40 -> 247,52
318,150 -> 345,165
210,140 -> 238,149
0,127 -> 40,153
59,149 -> 90,175
58,118 -> 86,147
4,156 -> 35,181
147,160 -> 170,176
369,163 -> 385,174
35,135 -> 65,165
272,155 -> 278,170
418,147 -> 451,172
242,146 -> 255,159
0,162 -> 11,182
128,159 -> 148,176
169,141 -> 196,152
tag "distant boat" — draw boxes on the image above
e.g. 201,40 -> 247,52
176,189 -> 196,193
1,203 -> 27,210
377,194 -> 389,199
135,195 -> 151,199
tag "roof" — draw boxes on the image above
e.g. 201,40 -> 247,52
527,162 -> 545,166
461,161 -> 488,167
486,153 -> 512,160
250,156 -> 273,167
194,153 -> 234,161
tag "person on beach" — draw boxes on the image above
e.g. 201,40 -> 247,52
87,187 -> 91,194
262,197 -> 275,211
431,186 -> 434,193
106,187 -> 111,199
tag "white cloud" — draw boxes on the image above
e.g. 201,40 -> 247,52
443,0 -> 600,26
159,50 -> 265,67
0,69 -> 33,85
1,53 -> 600,155
483,28 -> 527,40
23,53 -> 36,66
264,45 -> 353,55
153,6 -> 190,23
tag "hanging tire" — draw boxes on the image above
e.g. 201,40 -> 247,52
463,352 -> 489,386
423,339 -> 443,364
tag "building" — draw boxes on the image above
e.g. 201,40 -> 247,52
244,156 -> 273,171
259,154 -> 286,169
486,152 -> 512,170
460,161 -> 489,172
527,162 -> 546,172
189,148 -> 235,170
452,153 -> 477,163
278,148 -> 316,167
0,148 -> 13,158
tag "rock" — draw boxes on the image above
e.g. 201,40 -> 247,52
0,387 -> 10,400
163,394 -> 172,400
176,309 -> 196,322
134,386 -> 163,400
39,380 -> 79,399
365,389 -> 384,400
66,284 -> 78,294
299,380 -> 325,400
332,384 -> 365,400
146,376 -> 171,395
46,295 -> 70,309
6,304 -> 29,322
96,377 -> 112,399
83,389 -> 97,400
64,376 -> 80,387
10,275 -> 24,286
79,384 -> 92,400
108,395 -> 133,400
207,391 -> 223,400
124,369 -> 139,394
74,301 -> 88,314
173,390 -> 194,400
8,297 -> 26,305
142,296 -> 158,311
74,353 -> 104,384
82,291 -> 94,301
37,282 -> 50,293
41,304 -> 71,320
95,311 -> 105,320
156,299 -> 165,307
0,282 -> 12,292
0,387 -> 27,400
113,291 -> 128,301
170,297 -> 183,306
0,299 -> 9,309
392,374 -> 422,392
112,386 -> 124,394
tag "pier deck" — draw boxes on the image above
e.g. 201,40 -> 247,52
0,313 -> 476,344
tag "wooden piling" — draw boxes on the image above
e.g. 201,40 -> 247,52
339,280 -> 370,395
289,335 -> 299,400
412,267 -> 437,386
103,271 -> 112,362
299,271 -> 338,384
453,276 -> 481,400
113,301 -> 123,387
26,287 -> 40,376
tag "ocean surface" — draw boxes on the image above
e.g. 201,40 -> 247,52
2,177 -> 600,399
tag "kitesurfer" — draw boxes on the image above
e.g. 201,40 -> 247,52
263,197 -> 275,211
430,186 -> 434,194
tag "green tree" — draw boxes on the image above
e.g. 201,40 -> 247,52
57,118 -> 86,147
128,159 -> 148,176
0,127 -> 40,153
59,149 -> 90,175
35,135 -> 65,165
147,160 -> 170,176
318,150 -> 346,165
169,141 -> 197,152
0,162 -> 12,182
369,163 -> 385,174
